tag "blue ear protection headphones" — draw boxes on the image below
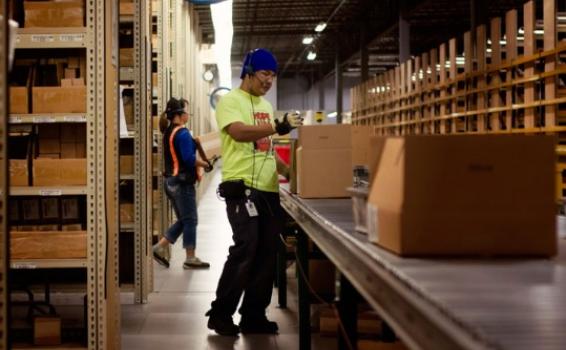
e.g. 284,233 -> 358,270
242,49 -> 257,78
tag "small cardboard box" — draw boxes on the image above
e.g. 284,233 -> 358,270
62,223 -> 82,231
9,160 -> 29,186
60,78 -> 73,87
34,316 -> 61,346
9,87 -> 29,114
32,86 -> 86,113
120,155 -> 134,175
33,158 -> 87,186
61,198 -> 80,220
367,135 -> 557,257
61,143 -> 77,158
38,124 -> 61,139
120,48 -> 134,67
39,138 -> 61,155
120,203 -> 134,223
40,198 -> 59,220
21,199 -> 40,221
120,2 -> 134,15
296,147 -> 352,198
11,231 -> 87,259
24,1 -> 84,28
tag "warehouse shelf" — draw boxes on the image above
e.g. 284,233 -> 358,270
0,3 -> 8,348
120,174 -> 135,181
15,27 -> 88,49
9,113 -> 87,124
10,259 -> 87,270
10,186 -> 87,196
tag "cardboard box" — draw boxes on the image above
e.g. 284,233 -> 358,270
38,124 -> 61,139
33,158 -> 87,186
367,135 -> 557,257
24,1 -> 84,28
32,86 -> 86,113
72,78 -> 85,86
9,200 -> 20,223
120,48 -> 134,67
19,225 -> 38,231
11,231 -> 87,259
120,155 -> 134,175
120,203 -> 134,223
21,199 -> 40,221
61,198 -> 80,220
152,73 -> 158,87
9,87 -> 28,114
34,316 -> 61,346
9,159 -> 29,186
40,198 -> 59,220
368,137 -> 386,186
309,260 -> 335,295
297,147 -> 352,198
298,124 -> 352,150
60,124 -> 77,142
68,57 -> 80,69
64,68 -> 77,79
351,126 -> 375,167
39,139 -> 61,155
358,340 -> 408,350
75,143 -> 86,158
61,143 -> 77,158
120,2 -> 134,15
60,78 -> 73,87
37,224 -> 60,231
62,223 -> 82,231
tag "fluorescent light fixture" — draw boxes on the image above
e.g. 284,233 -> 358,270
315,22 -> 327,32
486,48 -> 492,53
534,29 -> 544,35
500,40 -> 507,45
328,111 -> 337,118
558,15 -> 566,22
518,27 -> 525,34
307,51 -> 317,60
302,36 -> 314,45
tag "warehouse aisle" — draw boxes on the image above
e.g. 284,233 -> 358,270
121,169 -> 337,350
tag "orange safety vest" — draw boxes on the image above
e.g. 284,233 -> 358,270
169,126 -> 202,182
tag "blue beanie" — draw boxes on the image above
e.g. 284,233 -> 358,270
240,48 -> 278,79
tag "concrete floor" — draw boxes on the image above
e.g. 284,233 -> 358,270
121,170 -> 338,350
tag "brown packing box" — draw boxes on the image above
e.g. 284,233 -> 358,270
72,78 -> 85,86
358,340 -> 408,350
64,68 -> 77,79
39,139 -> 61,155
38,124 -> 61,139
36,224 -> 60,231
40,198 -> 59,220
298,124 -> 352,150
10,87 -> 29,114
61,198 -> 80,220
152,153 -> 159,170
153,116 -> 160,130
60,78 -> 73,87
368,136 -> 386,186
33,158 -> 87,186
11,231 -> 87,259
61,143 -> 77,158
120,203 -> 134,223
152,73 -> 158,87
22,199 -> 40,221
367,135 -> 557,257
296,147 -> 352,198
309,260 -> 335,296
24,1 -> 84,28
120,48 -> 134,67
75,143 -> 86,158
68,57 -> 80,69
120,155 -> 134,175
351,125 -> 375,167
32,86 -> 86,113
60,124 -> 79,142
120,2 -> 134,15
34,316 -> 61,346
9,160 -> 29,186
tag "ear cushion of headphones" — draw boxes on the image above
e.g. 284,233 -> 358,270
244,50 -> 255,76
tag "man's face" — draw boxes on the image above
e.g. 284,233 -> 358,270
250,70 -> 276,96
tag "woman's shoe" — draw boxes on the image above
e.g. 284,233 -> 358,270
183,257 -> 210,269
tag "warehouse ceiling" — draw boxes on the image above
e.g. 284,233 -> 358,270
193,0 -> 531,82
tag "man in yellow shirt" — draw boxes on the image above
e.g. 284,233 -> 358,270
206,48 -> 302,336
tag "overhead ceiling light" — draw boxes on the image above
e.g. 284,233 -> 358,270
314,22 -> 327,32
302,36 -> 314,45
307,51 -> 317,61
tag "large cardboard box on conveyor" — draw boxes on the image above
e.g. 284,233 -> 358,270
24,0 -> 84,28
367,135 -> 557,257
296,124 -> 352,198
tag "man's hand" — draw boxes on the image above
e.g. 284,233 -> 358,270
204,160 -> 213,173
274,112 -> 303,135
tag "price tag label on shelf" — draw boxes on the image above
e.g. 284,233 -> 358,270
59,34 -> 84,42
63,115 -> 87,122
9,116 -> 23,124
39,189 -> 63,196
11,263 -> 37,269
31,35 -> 55,43
15,35 -> 21,44
33,116 -> 56,123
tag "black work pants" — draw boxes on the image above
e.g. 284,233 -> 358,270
210,189 -> 283,319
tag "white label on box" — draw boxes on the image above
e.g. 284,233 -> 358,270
33,116 -> 56,123
366,203 -> 379,242
11,263 -> 37,269
60,34 -> 84,42
31,35 -> 55,43
39,190 -> 63,196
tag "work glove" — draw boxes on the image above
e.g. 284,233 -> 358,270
204,160 -> 213,173
274,112 -> 303,135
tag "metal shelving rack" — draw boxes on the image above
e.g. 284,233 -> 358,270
0,0 -> 8,348
6,1 -> 120,348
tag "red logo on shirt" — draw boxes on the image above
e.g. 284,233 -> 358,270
254,112 -> 271,152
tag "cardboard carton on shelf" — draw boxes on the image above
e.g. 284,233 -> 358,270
120,48 -> 134,67
32,86 -> 86,113
11,230 -> 87,259
24,1 -> 84,28
61,197 -> 81,221
120,203 -> 134,223
367,135 -> 557,257
36,224 -> 60,231
9,65 -> 33,114
61,223 -> 83,231
21,198 -> 40,221
34,316 -> 61,346
120,155 -> 134,175
33,158 -> 87,186
9,160 -> 29,186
